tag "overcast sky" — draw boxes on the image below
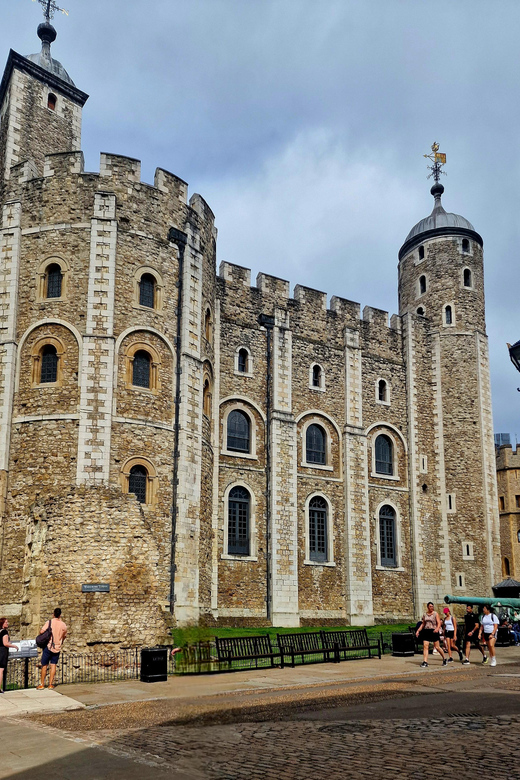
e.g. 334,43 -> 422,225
4,0 -> 520,439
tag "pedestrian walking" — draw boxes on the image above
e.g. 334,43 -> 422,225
479,605 -> 499,667
0,617 -> 19,693
462,604 -> 487,665
416,602 -> 447,668
37,608 -> 67,690
442,607 -> 461,662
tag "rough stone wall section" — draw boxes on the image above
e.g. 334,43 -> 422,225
496,445 -> 520,578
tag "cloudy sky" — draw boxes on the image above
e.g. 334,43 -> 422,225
4,0 -> 520,438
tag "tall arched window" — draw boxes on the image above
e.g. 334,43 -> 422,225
139,273 -> 156,308
445,305 -> 453,325
419,275 -> 427,295
227,410 -> 250,453
204,309 -> 212,342
47,93 -> 56,110
40,345 -> 58,383
463,268 -> 472,287
375,434 -> 393,475
129,464 -> 148,504
237,348 -> 248,373
503,557 -> 511,577
378,379 -> 388,403
419,245 -> 425,260
228,486 -> 250,555
132,350 -> 151,388
46,263 -> 63,298
312,364 -> 322,388
379,505 -> 396,567
462,238 -> 470,253
309,496 -> 328,562
306,424 -> 326,465
203,378 -> 212,417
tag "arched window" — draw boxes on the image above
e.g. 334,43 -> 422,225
228,486 -> 250,555
309,496 -> 328,562
237,348 -> 248,373
463,268 -> 472,287
462,238 -> 470,253
419,275 -> 427,295
132,350 -> 151,388
378,379 -> 388,403
204,309 -> 212,342
306,424 -> 326,465
417,307 -> 425,316
375,434 -> 393,476
46,263 -> 63,298
445,305 -> 453,325
40,345 -> 58,384
419,245 -> 425,260
129,465 -> 148,504
503,557 -> 511,577
139,273 -> 156,308
312,365 -> 322,388
47,93 -> 56,110
379,505 -> 396,567
227,410 -> 250,453
203,378 -> 212,417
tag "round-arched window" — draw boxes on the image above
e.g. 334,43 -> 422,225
139,273 -> 156,308
132,350 -> 151,388
40,345 -> 58,383
228,486 -> 250,555
129,465 -> 148,504
375,434 -> 393,475
306,424 -> 326,465
227,410 -> 250,453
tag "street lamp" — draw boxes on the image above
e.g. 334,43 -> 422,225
508,340 -> 520,374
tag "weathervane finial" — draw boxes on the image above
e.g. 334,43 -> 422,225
32,0 -> 69,23
423,142 -> 447,183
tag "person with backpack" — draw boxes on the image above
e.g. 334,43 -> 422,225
36,608 -> 67,689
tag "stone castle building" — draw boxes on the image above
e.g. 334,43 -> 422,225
496,441 -> 520,580
0,20 -> 501,649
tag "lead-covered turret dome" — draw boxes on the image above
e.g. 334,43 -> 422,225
25,21 -> 75,86
399,182 -> 482,260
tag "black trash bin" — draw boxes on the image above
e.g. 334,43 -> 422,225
391,632 -> 415,657
140,646 -> 168,683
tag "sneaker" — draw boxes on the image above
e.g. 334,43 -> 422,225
462,659 -> 470,665
482,656 -> 488,664
447,657 -> 454,663
490,658 -> 497,667
420,661 -> 428,668
442,659 -> 447,666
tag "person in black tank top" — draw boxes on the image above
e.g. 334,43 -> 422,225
0,617 -> 19,693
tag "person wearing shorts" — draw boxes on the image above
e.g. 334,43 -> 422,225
479,605 -> 499,667
442,607 -> 460,662
416,602 -> 447,668
462,604 -> 486,665
37,608 -> 67,690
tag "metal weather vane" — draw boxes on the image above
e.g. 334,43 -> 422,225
32,0 -> 69,23
424,142 -> 447,183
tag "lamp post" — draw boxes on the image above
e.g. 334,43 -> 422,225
507,340 -> 520,391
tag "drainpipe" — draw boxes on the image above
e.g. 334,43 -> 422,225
258,313 -> 275,622
168,227 -> 188,614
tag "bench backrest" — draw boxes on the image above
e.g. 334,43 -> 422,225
216,634 -> 273,659
321,628 -> 370,648
277,632 -> 323,653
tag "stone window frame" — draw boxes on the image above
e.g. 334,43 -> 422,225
37,256 -> 70,302
204,307 -> 213,344
374,500 -> 404,571
120,456 -> 158,506
202,362 -> 213,419
133,266 -> 164,313
304,491 -> 335,567
221,480 -> 258,562
234,346 -> 253,377
462,267 -> 474,290
462,541 -> 474,561
454,572 -> 466,590
460,237 -> 472,255
123,341 -> 161,394
309,363 -> 325,392
300,416 -> 333,472
375,378 -> 390,406
221,401 -> 258,460
30,335 -> 65,387
447,492 -> 457,513
419,454 -> 428,474
369,426 -> 401,482
443,303 -> 455,327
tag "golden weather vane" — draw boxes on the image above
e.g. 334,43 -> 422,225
32,0 -> 69,23
423,142 -> 447,183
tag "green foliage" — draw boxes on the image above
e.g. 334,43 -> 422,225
171,623 -> 409,646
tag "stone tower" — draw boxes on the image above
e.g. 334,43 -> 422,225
398,180 -> 501,605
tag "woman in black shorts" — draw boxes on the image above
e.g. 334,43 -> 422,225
416,602 -> 447,668
0,617 -> 19,693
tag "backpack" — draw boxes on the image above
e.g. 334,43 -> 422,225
36,619 -> 53,649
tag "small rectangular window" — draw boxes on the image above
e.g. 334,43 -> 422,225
420,455 -> 427,474
447,493 -> 456,513
455,572 -> 465,589
516,495 -> 520,509
499,496 -> 505,511
462,542 -> 474,560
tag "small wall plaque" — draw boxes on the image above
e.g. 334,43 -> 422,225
81,583 -> 110,593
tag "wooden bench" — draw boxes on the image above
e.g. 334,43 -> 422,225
321,628 -> 381,662
215,635 -> 280,668
277,632 -> 325,668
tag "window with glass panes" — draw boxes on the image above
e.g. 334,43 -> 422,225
132,350 -> 151,388
379,505 -> 396,566
227,410 -> 250,452
40,345 -> 58,383
228,486 -> 250,555
309,496 -> 328,562
139,274 -> 155,308
129,465 -> 147,503
46,264 -> 62,298
306,424 -> 326,464
375,434 -> 393,475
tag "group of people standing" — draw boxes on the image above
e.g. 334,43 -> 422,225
416,602 -> 499,668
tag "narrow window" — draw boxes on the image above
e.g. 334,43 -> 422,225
129,465 -> 147,503
463,268 -> 472,287
132,350 -> 151,388
504,557 -> 511,577
499,496 -> 505,511
40,345 -> 58,383
419,275 -> 427,295
309,496 -> 328,562
419,245 -> 425,260
228,486 -> 250,555
466,544 -> 471,557
458,574 -> 464,587
378,379 -> 388,403
139,273 -> 156,308
445,305 -> 452,325
448,494 -> 453,510
46,263 -> 63,298
227,410 -> 250,453
237,348 -> 248,373
517,530 -> 520,543
375,434 -> 393,476
312,365 -> 322,388
204,309 -> 212,342
306,424 -> 326,465
47,93 -> 56,110
462,238 -> 469,253
516,495 -> 520,508
417,307 -> 424,316
203,379 -> 212,417
379,505 -> 396,567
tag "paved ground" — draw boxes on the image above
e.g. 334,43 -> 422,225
2,648 -> 520,779
0,688 -> 85,718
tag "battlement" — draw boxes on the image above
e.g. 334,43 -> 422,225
293,284 -> 327,311
496,444 -> 520,470
256,272 -> 290,300
43,150 -> 85,178
219,261 -> 251,288
329,295 -> 360,324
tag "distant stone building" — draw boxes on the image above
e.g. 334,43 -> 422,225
0,20 -> 501,650
495,436 -> 520,579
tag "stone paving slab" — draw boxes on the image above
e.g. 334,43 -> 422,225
0,688 -> 85,718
